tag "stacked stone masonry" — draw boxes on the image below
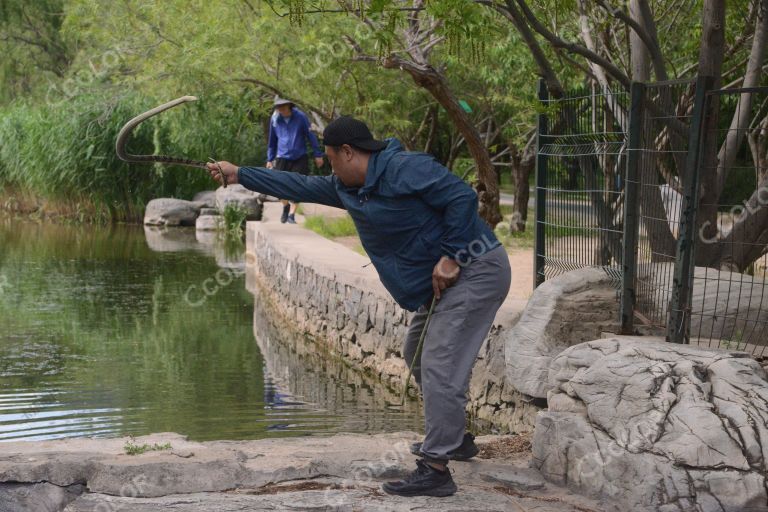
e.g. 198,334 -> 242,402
245,221 -> 539,433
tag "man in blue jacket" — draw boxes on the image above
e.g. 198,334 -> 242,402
267,96 -> 325,224
208,116 -> 511,497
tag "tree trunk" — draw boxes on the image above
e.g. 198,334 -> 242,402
626,0 -> 676,259
715,173 -> 768,271
694,0 -> 727,264
424,104 -> 439,155
712,0 -> 768,196
509,140 -> 535,232
630,0 -> 651,81
748,114 -> 768,183
386,59 -> 502,227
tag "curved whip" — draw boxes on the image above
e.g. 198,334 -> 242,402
115,95 -> 226,186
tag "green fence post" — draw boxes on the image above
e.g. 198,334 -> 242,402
620,82 -> 644,334
534,79 -> 548,289
667,75 -> 713,344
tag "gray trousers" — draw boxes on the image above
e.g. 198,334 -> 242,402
403,245 -> 511,463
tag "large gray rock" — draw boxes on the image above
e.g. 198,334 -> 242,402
504,267 -> 621,398
480,466 -> 546,491
215,185 -> 262,220
532,337 -> 768,512
144,198 -> 201,227
688,267 -> 768,348
192,190 -> 218,209
0,482 -> 84,512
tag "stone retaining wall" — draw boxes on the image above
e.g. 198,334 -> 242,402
245,213 -> 539,433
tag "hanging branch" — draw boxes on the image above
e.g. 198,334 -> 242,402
515,0 -> 631,90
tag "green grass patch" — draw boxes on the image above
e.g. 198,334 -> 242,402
124,438 -> 172,456
303,215 -> 358,238
351,244 -> 367,257
303,214 -> 367,257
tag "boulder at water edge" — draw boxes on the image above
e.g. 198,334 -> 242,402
215,185 -> 262,220
195,214 -> 222,231
192,190 -> 217,209
143,198 -> 201,227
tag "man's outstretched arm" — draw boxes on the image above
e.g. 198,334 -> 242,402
206,161 -> 344,209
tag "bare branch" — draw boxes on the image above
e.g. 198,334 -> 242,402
515,0 -> 631,90
268,6 -> 426,18
595,0 -> 668,80
714,0 -> 768,193
240,0 -> 260,15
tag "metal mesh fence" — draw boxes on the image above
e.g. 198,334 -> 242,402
631,80 -> 696,333
534,83 -> 628,289
687,87 -> 768,352
534,80 -> 768,354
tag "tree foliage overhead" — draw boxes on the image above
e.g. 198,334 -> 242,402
0,0 -> 766,265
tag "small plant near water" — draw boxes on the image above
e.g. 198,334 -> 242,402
221,203 -> 248,237
124,437 -> 172,456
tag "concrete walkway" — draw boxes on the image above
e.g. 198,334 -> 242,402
0,432 -> 605,511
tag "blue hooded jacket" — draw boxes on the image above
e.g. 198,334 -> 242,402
266,107 -> 323,162
238,139 -> 500,311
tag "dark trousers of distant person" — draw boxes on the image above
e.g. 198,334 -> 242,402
274,155 -> 309,223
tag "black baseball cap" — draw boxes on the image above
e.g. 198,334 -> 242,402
322,116 -> 388,152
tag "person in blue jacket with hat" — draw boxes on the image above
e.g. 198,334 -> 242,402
208,116 -> 511,498
267,96 -> 325,224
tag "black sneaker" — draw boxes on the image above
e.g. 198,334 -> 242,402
410,433 -> 478,461
382,459 -> 457,497
286,213 -> 296,224
280,205 -> 289,223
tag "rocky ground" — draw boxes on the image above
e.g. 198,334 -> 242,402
0,432 -> 605,512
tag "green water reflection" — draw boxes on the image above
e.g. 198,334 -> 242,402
0,220 -> 422,442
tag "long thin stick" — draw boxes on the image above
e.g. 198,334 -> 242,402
401,295 -> 437,406
115,95 -> 227,187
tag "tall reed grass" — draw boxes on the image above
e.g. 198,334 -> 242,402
0,88 -> 265,222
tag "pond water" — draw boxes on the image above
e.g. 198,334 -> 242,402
0,219 -> 422,442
